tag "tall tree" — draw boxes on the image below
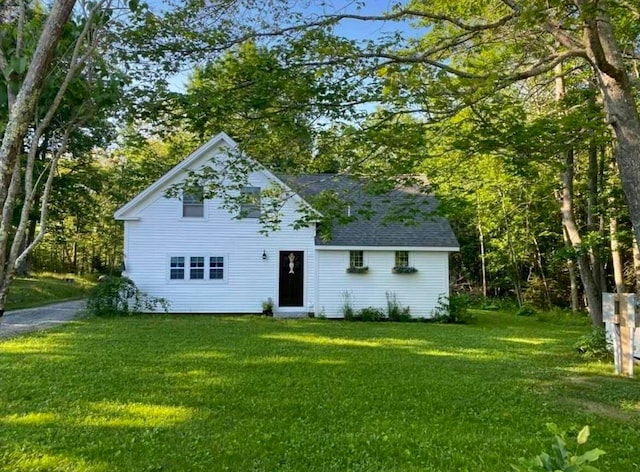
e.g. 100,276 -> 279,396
0,0 -> 127,314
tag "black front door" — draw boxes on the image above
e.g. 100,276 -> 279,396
279,251 -> 304,307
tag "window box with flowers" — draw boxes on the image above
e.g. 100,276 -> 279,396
393,251 -> 417,274
392,266 -> 418,274
346,250 -> 368,274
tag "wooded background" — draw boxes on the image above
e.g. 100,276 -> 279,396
3,0 -> 640,324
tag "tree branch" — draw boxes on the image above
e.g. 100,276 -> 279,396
320,9 -> 517,33
12,125 -> 74,273
0,0 -> 76,225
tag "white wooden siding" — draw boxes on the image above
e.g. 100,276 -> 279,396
124,169 -> 316,314
316,250 -> 449,318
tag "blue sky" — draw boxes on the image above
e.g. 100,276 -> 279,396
160,0 -> 416,92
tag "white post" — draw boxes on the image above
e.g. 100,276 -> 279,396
603,293 -> 622,374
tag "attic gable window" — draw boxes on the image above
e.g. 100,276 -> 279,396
240,186 -> 261,218
183,188 -> 204,217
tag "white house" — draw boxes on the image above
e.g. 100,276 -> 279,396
114,132 -> 459,318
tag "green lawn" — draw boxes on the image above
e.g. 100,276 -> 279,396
6,273 -> 94,310
0,312 -> 638,471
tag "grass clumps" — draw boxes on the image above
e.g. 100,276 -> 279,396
6,272 -> 94,310
574,327 -> 611,359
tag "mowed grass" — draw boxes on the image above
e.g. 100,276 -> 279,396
0,312 -> 639,471
6,273 -> 94,310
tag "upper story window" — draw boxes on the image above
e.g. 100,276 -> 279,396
395,251 -> 409,268
183,188 -> 204,217
240,186 -> 261,218
349,250 -> 364,268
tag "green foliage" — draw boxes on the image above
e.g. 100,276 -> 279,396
86,276 -> 169,317
183,42 -> 317,171
535,310 -> 591,326
574,327 -> 611,359
345,266 -> 369,274
386,291 -> 411,321
516,305 -> 537,317
261,297 -> 274,316
355,306 -> 387,322
6,273 -> 94,310
341,290 -> 355,320
432,293 -> 472,323
391,266 -> 418,274
511,424 -> 605,472
480,301 -> 500,311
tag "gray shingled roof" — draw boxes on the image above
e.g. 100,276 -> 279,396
281,174 -> 459,248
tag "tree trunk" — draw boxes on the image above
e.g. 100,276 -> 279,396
563,226 -> 580,313
498,189 -> 523,306
633,238 -> 640,295
587,141 -> 603,294
0,0 -> 76,207
610,216 -> 624,294
583,10 -> 640,260
476,195 -> 487,297
532,234 -> 552,310
561,148 -> 603,325
0,0 -> 77,316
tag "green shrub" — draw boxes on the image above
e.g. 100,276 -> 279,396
261,297 -> 274,316
511,424 -> 605,472
516,305 -> 537,317
432,293 -> 472,324
574,327 -> 611,359
341,291 -> 355,320
87,276 -> 169,316
386,291 -> 411,321
357,306 -> 386,322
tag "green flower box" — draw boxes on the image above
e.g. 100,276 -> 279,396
392,266 -> 418,274
346,266 -> 369,274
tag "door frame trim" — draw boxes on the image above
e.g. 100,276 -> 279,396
277,249 -> 305,309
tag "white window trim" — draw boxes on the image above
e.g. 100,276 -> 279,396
167,254 -> 228,283
349,250 -> 367,268
180,189 -> 207,220
395,250 -> 410,268
208,255 -> 226,282
240,186 -> 261,218
169,256 -> 186,280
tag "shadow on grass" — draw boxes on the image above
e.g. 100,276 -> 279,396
0,314 -> 638,471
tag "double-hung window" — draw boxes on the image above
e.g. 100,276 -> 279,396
190,257 -> 205,279
209,257 -> 224,279
349,250 -> 364,268
183,188 -> 204,217
240,186 -> 261,218
170,257 -> 185,279
170,255 -> 224,281
395,251 -> 409,268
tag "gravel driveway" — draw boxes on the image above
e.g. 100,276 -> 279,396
0,300 -> 86,339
